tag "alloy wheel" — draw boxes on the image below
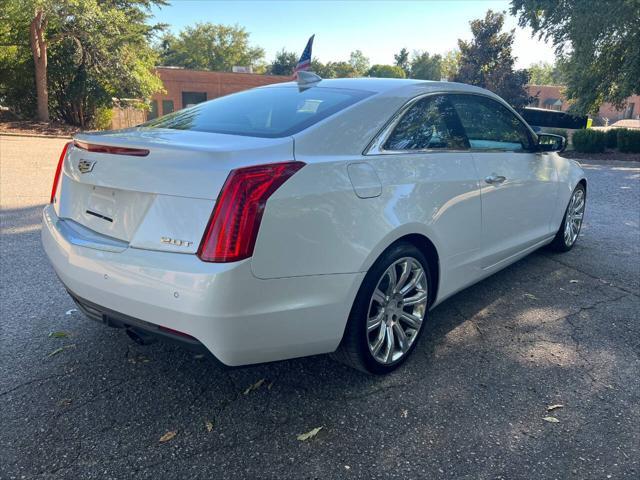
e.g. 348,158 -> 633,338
564,188 -> 585,247
366,257 -> 428,364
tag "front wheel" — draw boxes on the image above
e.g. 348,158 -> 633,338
333,242 -> 431,375
549,183 -> 586,252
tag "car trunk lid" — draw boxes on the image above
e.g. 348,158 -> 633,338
55,128 -> 294,253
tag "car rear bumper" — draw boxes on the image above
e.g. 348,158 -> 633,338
41,205 -> 364,366
68,290 -> 209,353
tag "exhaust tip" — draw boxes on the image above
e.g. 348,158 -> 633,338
126,327 -> 157,346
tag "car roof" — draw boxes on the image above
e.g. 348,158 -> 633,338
262,77 -> 495,97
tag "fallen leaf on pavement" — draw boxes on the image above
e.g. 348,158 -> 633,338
159,430 -> 177,442
57,398 -> 72,407
547,404 -> 564,411
243,378 -> 265,395
47,344 -> 76,357
128,355 -> 150,364
297,426 -> 323,441
48,331 -> 69,338
205,420 -> 214,432
543,416 -> 560,423
523,293 -> 538,300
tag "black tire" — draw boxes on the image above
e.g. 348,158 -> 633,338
332,242 -> 432,375
549,183 -> 586,253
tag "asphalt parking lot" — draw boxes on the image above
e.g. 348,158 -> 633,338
1,134 -> 639,479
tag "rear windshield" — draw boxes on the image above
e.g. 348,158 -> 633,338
142,86 -> 373,138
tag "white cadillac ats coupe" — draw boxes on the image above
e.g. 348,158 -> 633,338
42,78 -> 586,374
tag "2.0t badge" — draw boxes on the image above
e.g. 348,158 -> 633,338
160,236 -> 193,247
78,159 -> 96,174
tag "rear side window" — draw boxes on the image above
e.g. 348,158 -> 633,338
143,87 -> 372,138
448,94 -> 534,151
384,95 -> 468,150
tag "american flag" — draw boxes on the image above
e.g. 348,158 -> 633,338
294,35 -> 315,74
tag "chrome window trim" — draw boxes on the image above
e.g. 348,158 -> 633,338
364,91 -> 538,156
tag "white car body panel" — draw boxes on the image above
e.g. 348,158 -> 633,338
42,78 -> 586,366
472,150 -> 559,268
42,206 -> 364,365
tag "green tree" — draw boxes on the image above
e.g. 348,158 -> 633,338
330,61 -> 357,78
409,51 -> 442,80
441,49 -> 460,80
310,58 -> 331,77
0,43 -> 35,117
158,23 -> 264,72
527,61 -> 565,85
394,48 -> 410,76
268,49 -> 297,75
511,0 -> 640,113
349,50 -> 369,76
367,64 -> 406,79
454,10 -> 532,109
0,0 -> 165,125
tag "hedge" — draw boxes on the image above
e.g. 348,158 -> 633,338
605,128 -> 619,148
572,130 -> 606,153
617,129 -> 640,153
543,128 -> 568,139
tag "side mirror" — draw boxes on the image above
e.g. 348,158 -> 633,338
537,133 -> 566,153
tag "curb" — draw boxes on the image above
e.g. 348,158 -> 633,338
0,132 -> 74,140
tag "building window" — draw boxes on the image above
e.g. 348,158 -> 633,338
148,100 -> 158,120
182,92 -> 207,108
162,100 -> 174,115
624,103 -> 635,119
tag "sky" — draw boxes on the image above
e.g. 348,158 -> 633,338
150,0 -> 557,69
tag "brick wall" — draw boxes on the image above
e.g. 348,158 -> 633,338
150,67 -> 292,117
527,85 -> 640,124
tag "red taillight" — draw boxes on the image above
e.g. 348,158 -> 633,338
73,140 -> 149,157
50,141 -> 72,203
198,161 -> 305,263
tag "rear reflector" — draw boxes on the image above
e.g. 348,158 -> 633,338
73,140 -> 149,157
50,141 -> 72,203
198,161 -> 305,263
158,325 -> 197,340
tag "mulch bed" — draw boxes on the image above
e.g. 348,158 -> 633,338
0,119 -> 80,138
561,149 -> 640,162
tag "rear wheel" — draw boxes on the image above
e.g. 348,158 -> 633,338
333,242 -> 431,374
549,183 -> 586,252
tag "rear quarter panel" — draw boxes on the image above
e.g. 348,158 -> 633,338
251,151 -> 483,309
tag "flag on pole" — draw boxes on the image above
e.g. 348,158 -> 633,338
294,35 -> 315,75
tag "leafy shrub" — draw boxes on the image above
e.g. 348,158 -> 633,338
90,107 -> 113,130
617,129 -> 640,153
572,129 -> 606,153
543,128 -> 568,139
605,128 -> 621,148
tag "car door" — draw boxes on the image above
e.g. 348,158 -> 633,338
366,94 -> 484,300
447,94 -> 559,269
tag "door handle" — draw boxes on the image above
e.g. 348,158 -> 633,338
485,174 -> 506,185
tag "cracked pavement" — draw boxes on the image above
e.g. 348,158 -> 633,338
1,135 -> 639,479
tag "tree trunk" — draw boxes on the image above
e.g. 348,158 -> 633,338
29,10 -> 49,122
